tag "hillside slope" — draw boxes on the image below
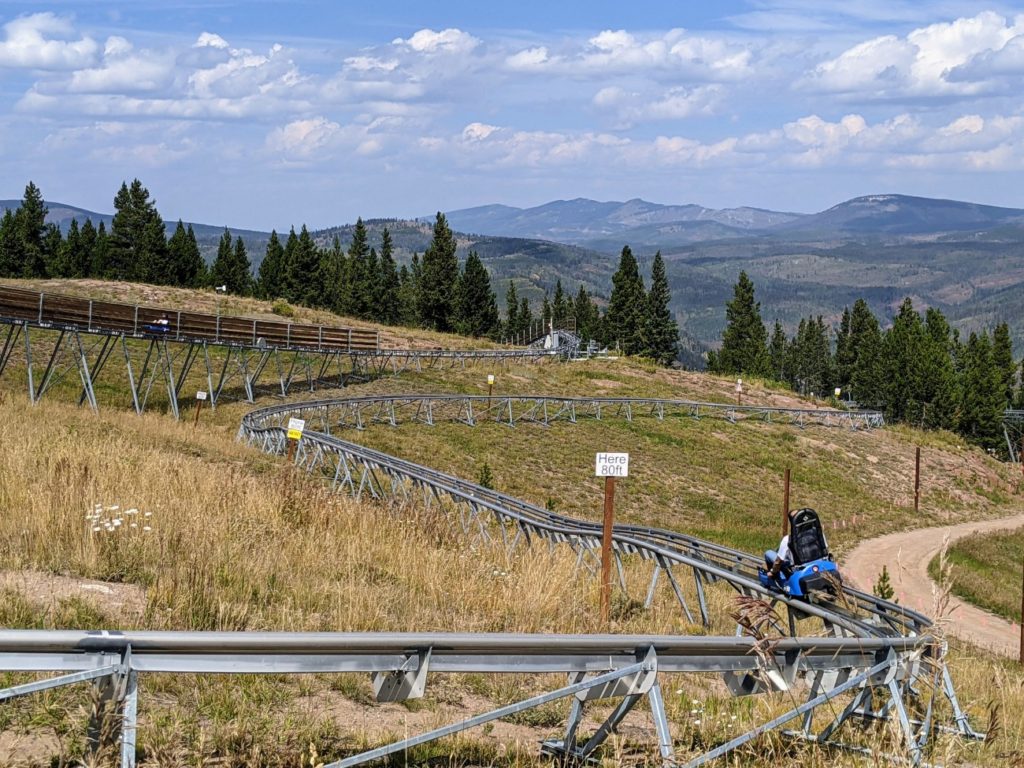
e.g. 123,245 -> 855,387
0,280 -> 1022,765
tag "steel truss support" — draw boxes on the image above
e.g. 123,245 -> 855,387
0,648 -> 136,767
1004,410 -> 1024,463
687,653 -> 902,767
330,652 -> 662,768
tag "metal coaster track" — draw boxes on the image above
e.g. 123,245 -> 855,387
0,286 -> 978,766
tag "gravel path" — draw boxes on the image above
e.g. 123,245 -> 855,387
844,513 -> 1024,657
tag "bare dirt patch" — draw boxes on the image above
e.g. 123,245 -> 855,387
0,570 -> 146,623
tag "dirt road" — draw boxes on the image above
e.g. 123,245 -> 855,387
844,513 -> 1024,657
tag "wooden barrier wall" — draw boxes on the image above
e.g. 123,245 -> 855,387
0,285 -> 379,352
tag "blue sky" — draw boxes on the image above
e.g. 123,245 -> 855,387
2,1 -> 1024,229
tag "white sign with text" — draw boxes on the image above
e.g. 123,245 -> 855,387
595,452 -> 629,477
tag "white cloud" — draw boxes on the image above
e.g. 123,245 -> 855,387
194,32 -> 229,50
462,122 -> 499,141
188,41 -> 302,100
392,28 -> 479,55
496,28 -> 757,81
0,13 -> 98,70
807,11 -> 1024,97
266,117 -> 342,158
104,36 -> 132,58
344,55 -> 399,72
593,84 -> 722,124
505,46 -> 549,71
68,42 -> 174,93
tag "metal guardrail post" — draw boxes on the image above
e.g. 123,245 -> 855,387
176,311 -> 182,341
87,300 -> 93,331
133,305 -> 139,335
347,328 -> 352,352
37,293 -> 44,324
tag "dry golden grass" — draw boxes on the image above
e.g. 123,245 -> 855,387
1,279 -> 1023,765
0,392 -> 1020,766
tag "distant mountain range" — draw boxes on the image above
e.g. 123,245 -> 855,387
6,193 -> 1024,357
440,194 -> 1024,247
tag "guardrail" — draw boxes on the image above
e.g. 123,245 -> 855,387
0,628 -> 943,768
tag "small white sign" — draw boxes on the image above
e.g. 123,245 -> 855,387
196,391 -> 208,401
287,417 -> 306,441
595,452 -> 629,477
487,374 -> 495,385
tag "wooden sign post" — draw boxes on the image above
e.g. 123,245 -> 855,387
194,391 -> 207,427
782,468 -> 791,536
914,446 -> 921,513
595,452 -> 629,626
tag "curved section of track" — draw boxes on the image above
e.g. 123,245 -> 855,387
240,394 -> 917,640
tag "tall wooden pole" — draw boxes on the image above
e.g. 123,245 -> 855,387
600,476 -> 616,626
914,446 -> 921,513
782,468 -> 791,536
1019,557 -> 1024,666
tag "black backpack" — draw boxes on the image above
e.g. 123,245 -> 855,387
789,508 -> 828,565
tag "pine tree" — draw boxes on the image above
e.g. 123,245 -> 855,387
285,225 -> 321,307
232,237 -> 252,295
920,308 -> 958,430
14,181 -> 48,278
318,235 -> 346,313
504,281 -> 520,340
788,316 -> 832,396
519,297 -> 533,338
834,307 -> 853,389
958,331 -> 1004,450
56,219 -> 84,278
398,257 -> 421,326
454,251 -> 499,338
541,294 -> 552,330
848,300 -> 883,406
257,230 -> 286,300
344,218 -> 372,317
551,280 -> 569,329
365,247 -> 381,319
79,219 -> 98,278
768,321 -> 788,382
167,221 -> 205,288
210,230 -> 252,295
418,213 -> 459,332
643,251 -> 679,366
90,222 -> 111,278
992,322 -> 1015,406
108,179 -> 169,283
574,285 -> 600,345
42,224 -> 63,278
378,228 -> 400,325
605,245 -> 646,355
712,271 -> 770,376
881,298 -> 928,423
211,229 -> 232,291
0,210 -> 17,277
